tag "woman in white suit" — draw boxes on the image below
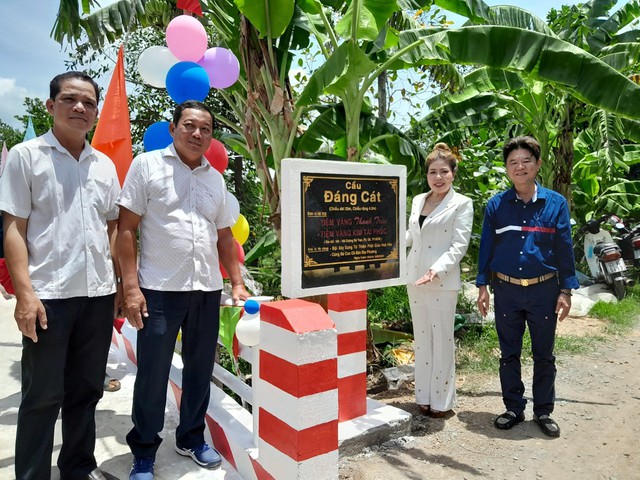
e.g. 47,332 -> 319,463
406,143 -> 473,417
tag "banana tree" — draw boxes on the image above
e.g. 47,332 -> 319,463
52,0 -> 432,232
52,0 -> 640,208
570,103 -> 640,218
416,68 -> 566,188
410,0 -> 640,202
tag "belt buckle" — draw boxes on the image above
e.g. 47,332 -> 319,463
521,279 -> 529,287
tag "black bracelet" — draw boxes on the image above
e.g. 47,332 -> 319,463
560,289 -> 572,296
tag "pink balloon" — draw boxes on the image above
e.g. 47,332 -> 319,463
198,47 -> 240,89
166,15 -> 208,62
205,139 -> 229,173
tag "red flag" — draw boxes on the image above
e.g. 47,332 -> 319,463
92,46 -> 133,186
176,0 -> 203,16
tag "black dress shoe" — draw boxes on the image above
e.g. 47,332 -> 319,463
533,414 -> 561,438
494,410 -> 525,430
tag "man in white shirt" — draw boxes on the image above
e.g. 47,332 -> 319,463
117,100 -> 249,480
0,72 -> 121,480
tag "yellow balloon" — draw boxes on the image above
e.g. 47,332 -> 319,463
231,214 -> 250,245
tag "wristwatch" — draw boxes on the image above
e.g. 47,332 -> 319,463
559,288 -> 572,296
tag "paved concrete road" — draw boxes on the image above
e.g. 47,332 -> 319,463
0,296 -> 241,480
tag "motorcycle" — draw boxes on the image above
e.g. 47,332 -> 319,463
606,215 -> 640,268
578,215 -> 635,300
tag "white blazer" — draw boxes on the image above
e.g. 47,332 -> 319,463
406,188 -> 473,290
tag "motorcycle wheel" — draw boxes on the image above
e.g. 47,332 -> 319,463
613,276 -> 626,300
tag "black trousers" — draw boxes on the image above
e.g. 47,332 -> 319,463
15,294 -> 115,480
126,289 -> 221,459
493,278 -> 559,417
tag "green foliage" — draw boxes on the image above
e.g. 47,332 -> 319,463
571,120 -> 640,224
52,0 -> 102,46
456,323 -> 596,376
235,0 -> 295,39
218,306 -> 243,364
455,323 -> 501,375
456,285 -> 640,378
216,345 -> 252,402
367,285 -> 411,328
246,248 -> 282,297
335,0 -> 399,41
0,122 -> 22,149
370,324 -> 413,344
53,0 -> 169,48
16,98 -> 53,138
452,133 -> 511,263
0,97 -> 54,149
588,284 -> 640,335
223,154 -> 282,297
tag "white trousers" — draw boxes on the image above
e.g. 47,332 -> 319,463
407,286 -> 458,411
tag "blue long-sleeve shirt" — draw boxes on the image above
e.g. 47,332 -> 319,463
476,184 -> 579,290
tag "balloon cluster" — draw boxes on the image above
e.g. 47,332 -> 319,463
137,14 -> 248,279
138,14 -> 240,155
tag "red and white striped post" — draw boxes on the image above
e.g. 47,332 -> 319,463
327,291 -> 368,421
255,299 -> 339,479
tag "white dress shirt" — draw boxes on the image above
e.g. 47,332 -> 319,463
117,144 -> 235,292
0,130 -> 120,299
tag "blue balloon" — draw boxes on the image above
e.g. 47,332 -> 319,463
244,299 -> 260,315
165,61 -> 210,104
143,121 -> 172,151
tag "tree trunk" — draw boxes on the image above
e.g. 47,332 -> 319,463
377,71 -> 388,122
553,101 -> 575,205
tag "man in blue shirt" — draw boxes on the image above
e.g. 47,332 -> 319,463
476,135 -> 579,438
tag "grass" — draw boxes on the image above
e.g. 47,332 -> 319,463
366,282 -> 640,374
455,284 -> 640,376
588,284 -> 640,335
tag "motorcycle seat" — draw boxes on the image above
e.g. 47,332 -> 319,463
593,242 -> 620,256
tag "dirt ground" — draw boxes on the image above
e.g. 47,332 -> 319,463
339,316 -> 640,480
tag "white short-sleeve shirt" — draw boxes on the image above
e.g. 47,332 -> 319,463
117,144 -> 235,292
0,130 -> 120,299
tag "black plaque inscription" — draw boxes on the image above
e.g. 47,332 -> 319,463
301,173 -> 400,288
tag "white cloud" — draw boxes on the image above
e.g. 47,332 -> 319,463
0,78 -> 32,128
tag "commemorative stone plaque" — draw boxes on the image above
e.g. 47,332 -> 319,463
302,173 -> 399,287
282,159 -> 406,297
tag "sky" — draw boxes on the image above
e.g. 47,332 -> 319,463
0,0 -> 118,128
0,0 -> 582,131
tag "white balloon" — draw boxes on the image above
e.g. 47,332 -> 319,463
226,191 -> 240,222
235,313 -> 260,346
138,46 -> 179,88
